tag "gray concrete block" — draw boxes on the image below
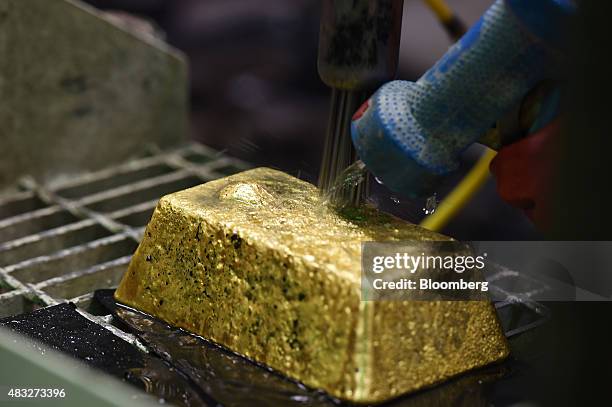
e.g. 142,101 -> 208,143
0,0 -> 188,191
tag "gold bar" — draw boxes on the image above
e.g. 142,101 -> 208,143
115,168 -> 508,403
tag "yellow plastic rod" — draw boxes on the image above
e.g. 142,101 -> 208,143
424,0 -> 454,23
420,148 -> 497,232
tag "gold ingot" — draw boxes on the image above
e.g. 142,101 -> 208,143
115,168 -> 509,403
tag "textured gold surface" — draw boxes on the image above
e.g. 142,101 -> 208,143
115,168 -> 509,403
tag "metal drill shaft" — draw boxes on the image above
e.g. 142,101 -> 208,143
318,89 -> 368,206
316,0 -> 404,206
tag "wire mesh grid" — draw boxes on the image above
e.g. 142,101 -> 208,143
488,263 -> 550,337
0,143 -> 249,347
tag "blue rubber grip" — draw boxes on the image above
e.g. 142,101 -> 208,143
351,0 -> 573,198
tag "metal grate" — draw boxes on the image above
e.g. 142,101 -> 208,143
488,264 -> 550,337
0,143 -> 249,347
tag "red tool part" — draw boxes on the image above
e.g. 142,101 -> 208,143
490,119 -> 561,230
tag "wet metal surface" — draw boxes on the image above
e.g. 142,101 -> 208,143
0,303 -> 144,377
96,289 -> 514,407
0,302 -> 209,407
98,290 -> 336,407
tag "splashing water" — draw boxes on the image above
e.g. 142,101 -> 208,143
321,160 -> 438,221
423,194 -> 438,215
321,160 -> 368,208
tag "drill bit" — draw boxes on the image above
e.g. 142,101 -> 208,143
316,0 -> 404,207
318,89 -> 368,207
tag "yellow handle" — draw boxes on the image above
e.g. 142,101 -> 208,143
420,149 -> 497,232
423,0 -> 454,23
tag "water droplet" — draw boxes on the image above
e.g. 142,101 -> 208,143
374,176 -> 384,185
291,395 -> 310,403
423,194 -> 438,215
390,196 -> 400,204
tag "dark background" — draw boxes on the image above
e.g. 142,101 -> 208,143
83,0 -> 540,241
